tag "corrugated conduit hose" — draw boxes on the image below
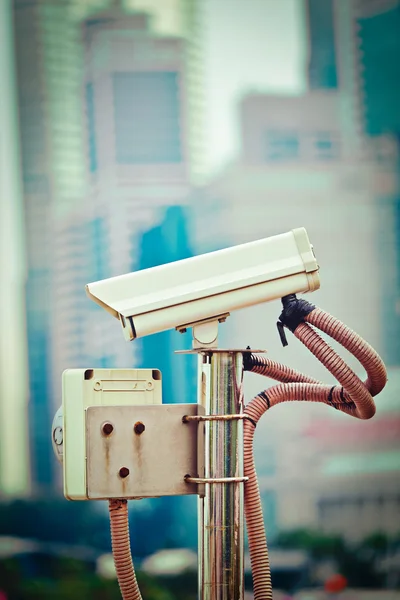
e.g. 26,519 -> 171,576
242,294 -> 387,600
108,294 -> 387,600
109,499 -> 142,600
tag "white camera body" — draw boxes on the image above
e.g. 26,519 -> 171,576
86,228 -> 319,341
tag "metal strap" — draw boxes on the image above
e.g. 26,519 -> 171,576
182,413 -> 256,427
184,475 -> 249,484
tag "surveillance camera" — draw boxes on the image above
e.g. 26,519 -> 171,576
86,228 -> 319,341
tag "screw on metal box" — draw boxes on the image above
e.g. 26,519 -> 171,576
119,467 -> 129,478
102,422 -> 114,436
133,421 -> 145,435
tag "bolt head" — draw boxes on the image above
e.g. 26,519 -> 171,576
119,467 -> 129,478
102,422 -> 114,436
134,421 -> 145,435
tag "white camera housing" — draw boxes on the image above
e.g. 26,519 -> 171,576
86,228 -> 319,341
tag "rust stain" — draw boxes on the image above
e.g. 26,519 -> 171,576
133,429 -> 143,482
103,438 -> 110,474
118,467 -> 130,497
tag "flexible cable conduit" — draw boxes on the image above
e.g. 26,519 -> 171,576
109,499 -> 142,600
243,306 -> 387,600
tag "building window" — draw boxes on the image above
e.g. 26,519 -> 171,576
314,132 -> 339,159
86,83 -> 97,172
358,7 -> 400,136
307,0 -> 338,89
87,217 -> 109,282
265,131 -> 299,161
113,71 -> 182,164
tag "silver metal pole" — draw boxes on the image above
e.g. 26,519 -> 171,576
198,351 -> 245,600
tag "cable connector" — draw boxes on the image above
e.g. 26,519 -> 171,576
243,346 -> 254,371
277,294 -> 316,346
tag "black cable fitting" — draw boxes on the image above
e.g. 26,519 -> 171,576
245,415 -> 257,428
259,391 -> 271,408
277,294 -> 316,346
327,385 -> 335,405
242,346 -> 255,371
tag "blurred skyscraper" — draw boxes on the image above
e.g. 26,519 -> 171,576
355,1 -> 400,137
306,0 -> 400,139
13,0 -> 203,495
78,2 -> 200,548
305,0 -> 400,363
306,0 -> 338,90
300,0 -> 400,542
194,89 -> 396,361
81,7 -> 192,276
133,205 -> 198,550
51,0 -> 204,373
191,86 -> 399,539
13,0 -> 88,494
355,1 -> 400,365
136,205 -> 195,407
52,1 -> 204,397
123,0 -> 206,185
0,0 -> 30,497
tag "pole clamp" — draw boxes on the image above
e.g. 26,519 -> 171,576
182,413 -> 256,427
184,475 -> 249,484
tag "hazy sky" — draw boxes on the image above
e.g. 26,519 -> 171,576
203,0 -> 307,175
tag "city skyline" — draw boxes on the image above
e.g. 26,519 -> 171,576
0,0 -> 398,551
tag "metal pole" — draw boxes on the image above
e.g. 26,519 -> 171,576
198,351 -> 245,600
